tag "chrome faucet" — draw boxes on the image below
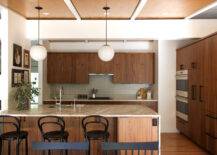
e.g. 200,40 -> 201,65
56,86 -> 63,106
91,88 -> 98,98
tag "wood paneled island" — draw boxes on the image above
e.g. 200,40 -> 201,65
0,104 -> 160,155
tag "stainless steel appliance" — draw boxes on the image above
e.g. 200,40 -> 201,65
176,70 -> 188,121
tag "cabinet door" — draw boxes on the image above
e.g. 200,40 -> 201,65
188,68 -> 202,145
113,53 -> 127,83
195,41 -> 206,146
62,53 -> 74,83
75,53 -> 89,83
188,41 -> 206,146
113,53 -> 154,84
47,53 -> 62,83
204,35 -> 217,117
138,53 -> 154,83
47,53 -> 74,83
177,47 -> 191,70
177,49 -> 185,70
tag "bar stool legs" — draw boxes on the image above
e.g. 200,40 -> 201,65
8,140 -> 11,155
0,138 -> 28,155
0,139 -> 2,155
25,138 -> 28,155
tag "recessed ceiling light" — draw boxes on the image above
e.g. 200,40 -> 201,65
42,12 -> 50,16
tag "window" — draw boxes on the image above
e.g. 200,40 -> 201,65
31,59 -> 39,104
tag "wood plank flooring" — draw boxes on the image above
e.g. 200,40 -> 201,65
161,133 -> 208,155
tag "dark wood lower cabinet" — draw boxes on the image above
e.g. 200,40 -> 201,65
206,134 -> 217,155
2,117 -> 158,155
176,117 -> 189,137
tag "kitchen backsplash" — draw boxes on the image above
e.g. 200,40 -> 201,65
44,75 -> 153,100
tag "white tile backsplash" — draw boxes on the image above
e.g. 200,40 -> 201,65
44,75 -> 152,100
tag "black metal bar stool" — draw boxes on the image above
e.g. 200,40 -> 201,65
38,116 -> 69,155
82,115 -> 109,154
0,115 -> 28,155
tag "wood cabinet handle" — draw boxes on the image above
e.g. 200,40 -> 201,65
191,62 -> 197,69
199,85 -> 204,102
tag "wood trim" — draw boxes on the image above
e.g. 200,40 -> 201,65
177,31 -> 217,50
27,17 -> 76,20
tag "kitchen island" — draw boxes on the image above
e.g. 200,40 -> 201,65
0,104 -> 160,155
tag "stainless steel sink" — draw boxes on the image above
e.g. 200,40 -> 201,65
88,97 -> 111,100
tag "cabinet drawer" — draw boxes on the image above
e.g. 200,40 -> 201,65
176,117 -> 189,137
206,116 -> 217,138
206,134 -> 217,155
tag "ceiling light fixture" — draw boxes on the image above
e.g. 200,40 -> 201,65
30,1 -> 47,61
98,1 -> 115,62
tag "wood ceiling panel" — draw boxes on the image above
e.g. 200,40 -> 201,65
71,0 -> 140,19
0,0 -> 75,19
138,0 -> 215,19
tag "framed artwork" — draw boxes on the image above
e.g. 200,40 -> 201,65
13,44 -> 22,67
23,70 -> 30,83
12,69 -> 23,87
23,50 -> 30,68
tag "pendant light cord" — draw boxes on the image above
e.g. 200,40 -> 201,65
103,0 -> 110,46
36,0 -> 41,45
38,0 -> 40,45
38,7 -> 40,45
105,0 -> 108,46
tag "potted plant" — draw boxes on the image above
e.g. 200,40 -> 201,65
14,82 -> 39,110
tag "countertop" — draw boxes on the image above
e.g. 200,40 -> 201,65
0,104 -> 159,117
44,98 -> 158,102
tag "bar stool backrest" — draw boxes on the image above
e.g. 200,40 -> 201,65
38,116 -> 65,136
82,115 -> 109,133
0,115 -> 20,134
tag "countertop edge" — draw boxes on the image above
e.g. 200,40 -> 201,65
0,114 -> 160,117
43,99 -> 158,102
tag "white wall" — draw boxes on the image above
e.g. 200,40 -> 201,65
0,7 -> 31,110
158,40 -> 194,133
8,9 -> 31,109
27,19 -> 217,40
0,7 -> 9,110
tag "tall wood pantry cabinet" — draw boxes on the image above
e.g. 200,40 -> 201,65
177,32 -> 217,155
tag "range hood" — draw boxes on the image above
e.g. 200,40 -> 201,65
88,73 -> 114,76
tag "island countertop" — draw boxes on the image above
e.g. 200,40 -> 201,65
0,104 -> 159,117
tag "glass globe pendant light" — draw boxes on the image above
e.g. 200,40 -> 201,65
30,3 -> 47,61
98,3 -> 115,62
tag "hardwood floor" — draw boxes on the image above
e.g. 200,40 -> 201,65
161,133 -> 208,155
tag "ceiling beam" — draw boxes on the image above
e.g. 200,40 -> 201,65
64,0 -> 81,20
185,1 -> 217,19
131,0 -> 148,20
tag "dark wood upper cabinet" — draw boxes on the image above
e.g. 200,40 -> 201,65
47,52 -> 155,84
47,53 -> 74,83
113,53 -> 154,84
113,53 -> 127,83
136,53 -> 154,83
75,53 -> 89,84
